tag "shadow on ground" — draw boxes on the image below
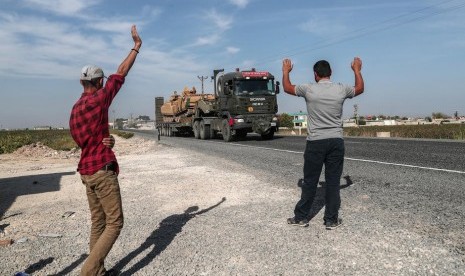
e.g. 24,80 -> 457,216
114,197 -> 226,275
298,175 -> 353,222
0,171 -> 75,219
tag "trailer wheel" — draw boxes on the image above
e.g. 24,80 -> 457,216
236,129 -> 248,140
210,128 -> 218,139
200,120 -> 210,140
161,126 -> 166,136
193,120 -> 200,139
222,119 -> 234,142
261,129 -> 275,140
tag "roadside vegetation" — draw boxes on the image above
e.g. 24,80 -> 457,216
1,124 -> 463,154
343,124 -> 465,140
279,124 -> 465,140
0,129 -> 134,154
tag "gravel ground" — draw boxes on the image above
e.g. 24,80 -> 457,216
0,135 -> 464,275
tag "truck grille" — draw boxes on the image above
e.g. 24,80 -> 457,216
237,97 -> 276,114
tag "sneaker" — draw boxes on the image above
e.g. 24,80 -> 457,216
287,217 -> 309,227
325,218 -> 343,230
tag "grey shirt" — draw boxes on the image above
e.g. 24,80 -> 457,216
295,79 -> 355,141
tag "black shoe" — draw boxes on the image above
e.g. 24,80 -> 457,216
104,269 -> 120,276
325,218 -> 342,230
287,217 -> 309,227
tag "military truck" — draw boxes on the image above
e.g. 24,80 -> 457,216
155,68 -> 280,141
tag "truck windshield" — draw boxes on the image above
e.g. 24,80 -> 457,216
234,80 -> 275,96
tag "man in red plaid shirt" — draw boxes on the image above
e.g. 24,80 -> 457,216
69,25 -> 142,276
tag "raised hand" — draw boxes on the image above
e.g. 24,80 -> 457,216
131,25 -> 142,48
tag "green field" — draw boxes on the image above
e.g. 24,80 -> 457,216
0,129 -> 134,154
280,124 -> 465,140
1,125 -> 464,154
343,124 -> 465,140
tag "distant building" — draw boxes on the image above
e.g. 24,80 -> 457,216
343,119 -> 357,127
343,116 -> 465,127
365,120 -> 385,126
33,126 -> 53,130
136,120 -> 155,130
289,112 -> 308,128
383,120 -> 397,126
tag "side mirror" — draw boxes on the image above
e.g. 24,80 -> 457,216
275,81 -> 280,94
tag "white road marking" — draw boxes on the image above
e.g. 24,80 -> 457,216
345,157 -> 465,174
229,142 -> 302,154
227,142 -> 465,175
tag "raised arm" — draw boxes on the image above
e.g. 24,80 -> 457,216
351,57 -> 364,96
282,59 -> 296,96
116,25 -> 142,77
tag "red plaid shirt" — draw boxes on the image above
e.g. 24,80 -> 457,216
69,74 -> 125,175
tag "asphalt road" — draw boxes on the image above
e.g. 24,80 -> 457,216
134,130 -> 465,174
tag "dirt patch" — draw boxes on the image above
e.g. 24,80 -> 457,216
0,135 -> 158,177
12,142 -> 80,160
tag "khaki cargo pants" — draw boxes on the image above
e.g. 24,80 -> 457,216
80,170 -> 124,276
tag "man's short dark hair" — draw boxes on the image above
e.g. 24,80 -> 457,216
313,60 -> 332,78
81,78 -> 102,89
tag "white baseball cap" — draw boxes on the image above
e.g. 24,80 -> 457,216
80,65 -> 104,80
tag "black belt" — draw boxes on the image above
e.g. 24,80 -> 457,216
100,162 -> 116,172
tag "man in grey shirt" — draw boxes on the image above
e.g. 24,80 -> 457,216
282,57 -> 364,229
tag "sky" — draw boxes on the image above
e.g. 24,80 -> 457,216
1,0 -> 464,129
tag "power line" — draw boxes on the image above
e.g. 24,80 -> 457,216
262,0 -> 458,61
234,0 -> 465,69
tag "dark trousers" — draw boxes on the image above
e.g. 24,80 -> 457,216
294,138 -> 345,223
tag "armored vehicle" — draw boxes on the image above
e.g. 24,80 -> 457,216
155,68 -> 279,141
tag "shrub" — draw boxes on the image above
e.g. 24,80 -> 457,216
343,124 -> 465,140
111,130 -> 134,139
0,129 -> 135,154
0,130 -> 73,154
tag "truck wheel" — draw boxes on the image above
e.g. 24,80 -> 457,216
210,128 -> 218,139
200,121 -> 211,140
193,120 -> 200,139
222,119 -> 234,142
261,129 -> 275,140
236,129 -> 248,140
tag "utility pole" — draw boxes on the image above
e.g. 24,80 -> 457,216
197,75 -> 208,95
353,104 -> 359,126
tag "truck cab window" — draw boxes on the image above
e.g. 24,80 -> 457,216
234,80 -> 275,96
